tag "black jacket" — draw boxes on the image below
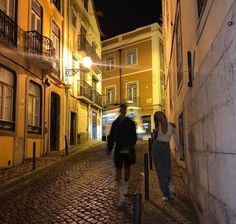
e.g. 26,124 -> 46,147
107,116 -> 137,153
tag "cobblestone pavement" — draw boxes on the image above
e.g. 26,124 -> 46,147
141,156 -> 200,224
0,140 -> 200,224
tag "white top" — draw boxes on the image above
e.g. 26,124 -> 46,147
156,122 -> 176,143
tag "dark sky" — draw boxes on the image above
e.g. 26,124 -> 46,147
94,1 -> 162,40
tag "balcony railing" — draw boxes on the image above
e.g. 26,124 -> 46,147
79,80 -> 93,101
78,35 -> 101,68
0,9 -> 17,47
93,90 -> 102,107
25,31 -> 54,58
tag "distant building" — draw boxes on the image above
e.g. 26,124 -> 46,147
0,0 -> 102,168
162,0 -> 236,223
101,23 -> 164,136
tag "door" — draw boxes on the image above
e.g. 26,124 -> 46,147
70,112 -> 76,145
92,111 -> 97,139
50,92 -> 60,151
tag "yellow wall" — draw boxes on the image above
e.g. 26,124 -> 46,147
0,137 -> 14,167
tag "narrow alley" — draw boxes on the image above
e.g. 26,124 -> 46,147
0,141 -> 199,224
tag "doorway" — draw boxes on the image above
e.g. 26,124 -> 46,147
92,111 -> 97,139
70,112 -> 77,145
50,92 -> 60,151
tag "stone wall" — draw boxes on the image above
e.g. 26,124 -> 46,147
183,2 -> 236,223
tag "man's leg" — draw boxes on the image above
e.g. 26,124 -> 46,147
116,163 -> 125,207
123,162 -> 131,196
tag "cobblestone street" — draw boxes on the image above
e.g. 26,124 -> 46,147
0,141 -> 199,224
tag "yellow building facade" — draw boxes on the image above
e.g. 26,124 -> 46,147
102,23 -> 164,134
0,0 -> 102,168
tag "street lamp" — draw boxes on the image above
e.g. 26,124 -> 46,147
65,56 -> 93,77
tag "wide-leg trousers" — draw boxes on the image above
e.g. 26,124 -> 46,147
152,140 -> 171,197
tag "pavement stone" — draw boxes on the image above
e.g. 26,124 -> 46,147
0,140 -> 200,224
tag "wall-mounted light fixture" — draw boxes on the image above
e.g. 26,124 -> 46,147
65,56 -> 93,77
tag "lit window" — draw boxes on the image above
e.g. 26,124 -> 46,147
0,65 -> 15,132
105,55 -> 115,71
28,81 -> 42,134
31,0 -> 42,34
127,49 -> 137,65
127,82 -> 137,103
106,87 -> 115,105
52,21 -> 60,74
0,0 -> 16,20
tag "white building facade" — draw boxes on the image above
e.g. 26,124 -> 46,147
162,0 -> 236,223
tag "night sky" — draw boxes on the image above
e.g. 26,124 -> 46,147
94,1 -> 162,40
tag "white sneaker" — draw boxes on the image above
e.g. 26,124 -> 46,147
169,184 -> 174,193
118,185 -> 125,208
123,181 -> 129,196
162,196 -> 169,202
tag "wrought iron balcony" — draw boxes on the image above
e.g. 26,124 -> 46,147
0,9 -> 17,47
79,80 -> 93,101
93,90 -> 102,107
24,30 -> 55,70
78,36 -> 101,69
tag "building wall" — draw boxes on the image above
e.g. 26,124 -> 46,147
0,0 -> 102,168
162,0 -> 236,223
102,23 -> 164,132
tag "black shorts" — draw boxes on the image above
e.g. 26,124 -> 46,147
114,152 -> 135,167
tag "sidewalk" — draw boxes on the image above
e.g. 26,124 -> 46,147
0,139 -> 102,191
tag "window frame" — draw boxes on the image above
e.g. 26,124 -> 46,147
0,0 -> 17,20
27,80 -> 42,135
126,48 -> 137,66
105,86 -> 115,105
31,0 -> 42,34
105,54 -> 115,71
51,21 -> 60,74
0,64 -> 16,132
126,81 -> 138,103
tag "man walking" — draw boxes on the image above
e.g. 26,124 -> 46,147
107,103 -> 137,207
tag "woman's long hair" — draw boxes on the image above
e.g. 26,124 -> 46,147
154,111 -> 168,135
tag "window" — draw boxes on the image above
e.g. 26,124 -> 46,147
0,0 -> 16,20
79,26 -> 86,51
31,0 -> 42,34
52,21 -> 60,74
84,0 -> 88,11
127,49 -> 137,65
176,7 -> 183,89
197,0 -> 207,17
28,81 -> 42,134
72,13 -> 76,27
178,113 -> 185,161
53,0 -> 61,12
106,87 -> 115,105
159,42 -> 164,68
0,65 -> 15,131
105,55 -> 115,71
127,82 -> 137,103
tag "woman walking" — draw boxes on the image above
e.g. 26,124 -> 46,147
152,111 -> 179,201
